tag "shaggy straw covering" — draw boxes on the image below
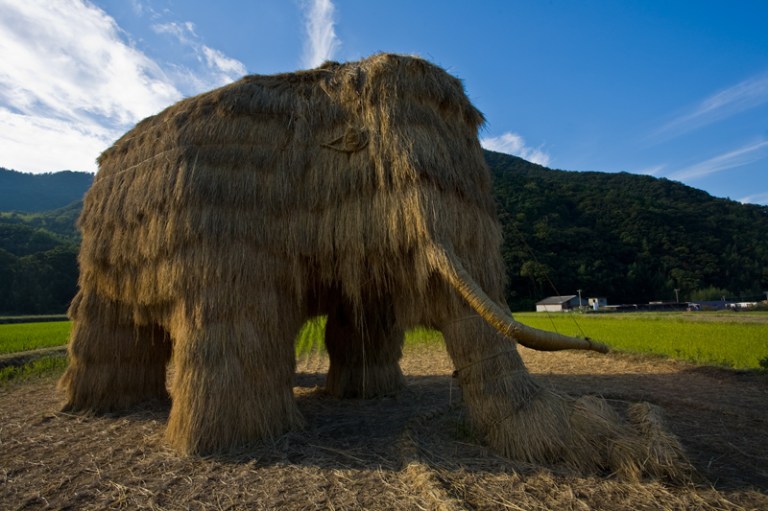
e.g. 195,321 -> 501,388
59,52 -> 688,478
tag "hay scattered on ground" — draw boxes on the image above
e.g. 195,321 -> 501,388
3,347 -> 767,510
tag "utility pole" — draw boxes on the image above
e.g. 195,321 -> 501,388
577,289 -> 583,310
674,288 -> 680,303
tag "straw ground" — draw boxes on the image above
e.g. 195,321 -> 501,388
2,345 -> 767,510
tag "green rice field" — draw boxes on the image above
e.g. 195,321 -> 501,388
0,321 -> 72,355
260,311 -> 768,370
514,311 -> 768,370
294,318 -> 442,356
2,311 -> 767,370
0,355 -> 68,383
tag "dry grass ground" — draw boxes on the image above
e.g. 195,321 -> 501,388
2,345 -> 767,510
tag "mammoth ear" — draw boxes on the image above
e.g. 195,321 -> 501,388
321,125 -> 369,153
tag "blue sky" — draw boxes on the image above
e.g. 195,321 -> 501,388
1,1 -> 767,205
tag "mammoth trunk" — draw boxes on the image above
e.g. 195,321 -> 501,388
427,242 -> 609,354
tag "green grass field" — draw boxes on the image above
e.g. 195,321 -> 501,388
0,355 -> 68,383
2,311 -> 767,372
283,312 -> 768,369
0,321 -> 72,355
0,321 -> 71,383
514,311 -> 768,370
294,319 -> 441,357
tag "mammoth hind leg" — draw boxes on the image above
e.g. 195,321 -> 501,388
324,293 -> 405,398
59,291 -> 172,413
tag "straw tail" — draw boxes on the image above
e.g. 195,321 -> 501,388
426,243 -> 609,353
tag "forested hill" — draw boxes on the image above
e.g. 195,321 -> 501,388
486,151 -> 768,310
0,202 -> 80,314
0,167 -> 93,213
0,168 -> 91,313
1,155 -> 767,314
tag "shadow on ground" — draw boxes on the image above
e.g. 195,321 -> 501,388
77,362 -> 767,491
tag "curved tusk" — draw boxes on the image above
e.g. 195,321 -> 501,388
428,243 -> 609,354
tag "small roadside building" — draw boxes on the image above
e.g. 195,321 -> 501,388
536,295 -> 581,312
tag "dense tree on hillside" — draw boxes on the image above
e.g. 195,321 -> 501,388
0,167 -> 92,213
0,244 -> 78,314
0,206 -> 80,314
0,201 -> 82,240
486,151 -> 768,310
0,247 -> 16,313
10,245 -> 79,313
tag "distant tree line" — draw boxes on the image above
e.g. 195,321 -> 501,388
487,151 -> 768,311
1,153 -> 767,315
0,221 -> 78,314
0,167 -> 92,213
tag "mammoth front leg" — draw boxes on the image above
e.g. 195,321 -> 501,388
441,312 -> 689,481
324,294 -> 405,398
165,298 -> 305,455
59,291 -> 171,413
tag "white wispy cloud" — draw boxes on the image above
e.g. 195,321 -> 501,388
301,0 -> 340,69
655,73 -> 768,139
0,0 -> 181,172
0,109 -> 113,173
481,132 -> 551,167
152,21 -> 246,89
669,139 -> 768,181
130,0 -> 144,16
0,0 -> 245,173
738,192 -> 768,206
635,164 -> 666,176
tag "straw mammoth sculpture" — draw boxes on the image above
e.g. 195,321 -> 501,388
61,54 -> 686,479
